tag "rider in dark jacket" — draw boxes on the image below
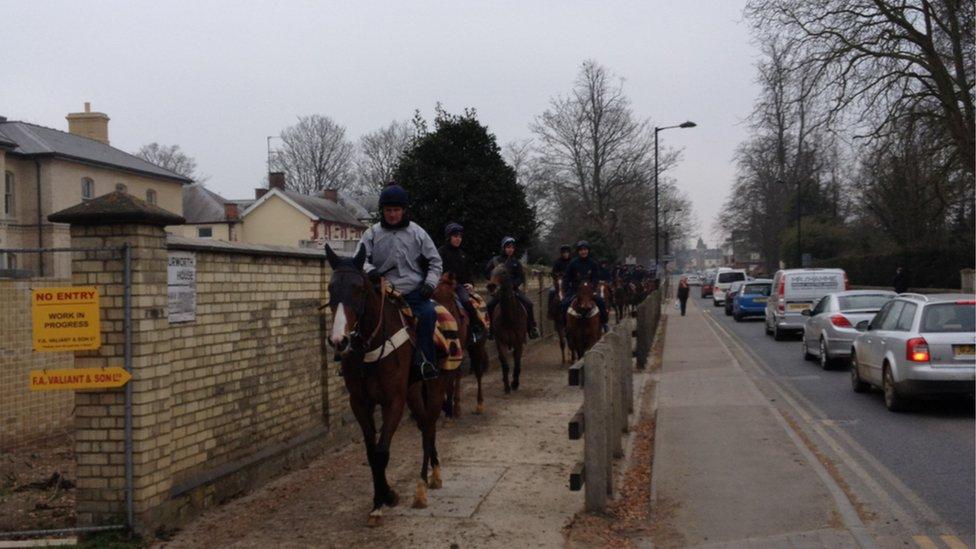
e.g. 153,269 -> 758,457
438,222 -> 485,341
548,244 -> 573,304
485,236 -> 539,339
561,240 -> 608,330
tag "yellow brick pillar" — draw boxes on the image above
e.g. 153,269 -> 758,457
49,191 -> 184,531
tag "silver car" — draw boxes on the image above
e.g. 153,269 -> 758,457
850,294 -> 976,411
801,290 -> 896,370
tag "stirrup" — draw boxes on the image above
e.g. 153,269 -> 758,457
420,360 -> 439,380
528,327 -> 540,339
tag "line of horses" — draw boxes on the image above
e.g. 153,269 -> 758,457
322,245 -> 653,526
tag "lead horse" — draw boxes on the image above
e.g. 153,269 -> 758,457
566,280 -> 602,360
489,265 -> 528,393
324,245 -> 444,526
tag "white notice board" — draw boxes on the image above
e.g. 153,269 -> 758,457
167,251 -> 196,323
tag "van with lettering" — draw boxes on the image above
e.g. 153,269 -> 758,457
765,268 -> 848,341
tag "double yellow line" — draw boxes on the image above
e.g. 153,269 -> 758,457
914,534 -> 970,548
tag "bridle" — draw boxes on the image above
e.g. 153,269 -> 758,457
327,266 -> 387,359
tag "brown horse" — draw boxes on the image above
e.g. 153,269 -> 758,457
324,245 -> 444,526
547,274 -> 569,364
489,265 -> 528,393
611,277 -> 630,324
432,273 -> 491,416
566,280 -> 602,360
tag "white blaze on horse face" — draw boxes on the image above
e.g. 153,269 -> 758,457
331,304 -> 348,346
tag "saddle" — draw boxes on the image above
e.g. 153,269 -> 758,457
391,287 -> 463,372
468,292 -> 491,331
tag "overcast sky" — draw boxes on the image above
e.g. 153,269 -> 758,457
4,1 -> 759,247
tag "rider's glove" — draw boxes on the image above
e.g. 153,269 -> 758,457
367,270 -> 382,285
420,283 -> 434,299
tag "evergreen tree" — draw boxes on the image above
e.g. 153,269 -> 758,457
393,108 -> 536,278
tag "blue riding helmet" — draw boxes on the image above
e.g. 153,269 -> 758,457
445,222 -> 464,237
575,240 -> 590,250
379,184 -> 409,207
500,236 -> 516,249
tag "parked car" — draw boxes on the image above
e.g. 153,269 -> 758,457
686,274 -> 702,286
724,281 -> 745,316
701,275 -> 714,298
801,290 -> 896,369
766,268 -> 848,341
733,279 -> 773,321
850,294 -> 976,411
713,268 -> 747,307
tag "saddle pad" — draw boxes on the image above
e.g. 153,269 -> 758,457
434,304 -> 462,371
567,300 -> 600,318
468,292 -> 491,330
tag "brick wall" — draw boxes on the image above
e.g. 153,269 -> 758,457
0,278 -> 75,448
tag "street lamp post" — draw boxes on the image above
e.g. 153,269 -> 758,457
654,121 -> 696,275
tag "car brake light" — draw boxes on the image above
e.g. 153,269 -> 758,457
906,337 -> 930,362
956,300 -> 976,305
778,279 -> 785,296
830,315 -> 852,328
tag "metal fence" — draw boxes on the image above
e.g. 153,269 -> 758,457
566,285 -> 664,512
0,245 -> 133,540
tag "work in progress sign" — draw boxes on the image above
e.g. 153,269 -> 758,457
31,286 -> 101,351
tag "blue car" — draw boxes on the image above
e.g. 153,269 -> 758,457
733,279 -> 773,321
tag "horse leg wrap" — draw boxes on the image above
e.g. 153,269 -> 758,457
412,479 -> 429,509
430,465 -> 443,490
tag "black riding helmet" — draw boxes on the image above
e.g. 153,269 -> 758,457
575,240 -> 590,251
559,244 -> 571,253
378,184 -> 409,207
445,222 -> 463,237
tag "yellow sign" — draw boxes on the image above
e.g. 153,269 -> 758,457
29,367 -> 131,391
32,286 -> 101,351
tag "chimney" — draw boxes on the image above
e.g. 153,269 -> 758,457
224,203 -> 240,220
268,172 -> 286,190
321,188 -> 338,202
255,188 -> 268,200
66,102 -> 110,144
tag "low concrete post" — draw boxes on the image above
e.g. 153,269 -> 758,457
618,323 -> 633,421
608,333 -> 624,459
583,346 -> 609,512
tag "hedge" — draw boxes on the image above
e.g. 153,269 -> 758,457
811,248 -> 975,289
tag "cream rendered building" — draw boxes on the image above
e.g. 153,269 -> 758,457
0,104 -> 190,277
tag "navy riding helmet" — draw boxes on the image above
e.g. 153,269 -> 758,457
576,240 -> 591,250
500,236 -> 516,250
378,184 -> 409,207
445,222 -> 464,237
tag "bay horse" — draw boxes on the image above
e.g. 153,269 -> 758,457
432,273 -> 491,416
489,265 -> 528,393
566,280 -> 602,360
324,245 -> 444,526
611,277 -> 630,324
547,274 -> 568,364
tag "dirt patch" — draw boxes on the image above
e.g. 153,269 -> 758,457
0,432 -> 76,533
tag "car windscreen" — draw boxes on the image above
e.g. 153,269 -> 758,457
920,303 -> 976,333
718,272 -> 745,283
742,283 -> 771,296
837,294 -> 892,312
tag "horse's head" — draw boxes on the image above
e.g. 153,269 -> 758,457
433,272 -> 457,303
490,265 -> 512,295
575,281 -> 595,310
324,244 -> 369,356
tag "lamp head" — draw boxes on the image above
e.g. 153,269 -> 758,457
679,121 -> 697,128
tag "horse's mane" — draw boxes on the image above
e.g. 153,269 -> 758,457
491,265 -> 519,327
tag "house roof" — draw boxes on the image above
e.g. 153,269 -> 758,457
0,121 -> 192,183
242,188 -> 366,228
182,183 -> 232,224
0,127 -> 17,150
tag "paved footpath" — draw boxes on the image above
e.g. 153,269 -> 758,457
157,341 -> 583,549
648,296 -> 871,548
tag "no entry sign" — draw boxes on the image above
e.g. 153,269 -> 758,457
31,286 -> 101,351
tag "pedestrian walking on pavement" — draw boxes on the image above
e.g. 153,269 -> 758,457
893,266 -> 908,294
677,277 -> 690,316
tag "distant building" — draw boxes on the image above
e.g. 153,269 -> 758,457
239,172 -> 366,253
0,103 -> 190,277
694,238 -> 724,270
172,182 -> 242,241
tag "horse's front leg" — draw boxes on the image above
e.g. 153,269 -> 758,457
426,377 -> 444,490
512,344 -> 522,391
496,340 -> 511,394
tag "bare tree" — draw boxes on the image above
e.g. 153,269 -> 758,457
356,120 -> 412,195
504,139 -> 558,237
272,115 -> 355,194
134,142 -> 203,181
746,0 -> 975,175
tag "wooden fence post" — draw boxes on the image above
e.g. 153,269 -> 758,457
583,346 -> 609,512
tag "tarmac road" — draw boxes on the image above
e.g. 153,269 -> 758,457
697,294 -> 975,542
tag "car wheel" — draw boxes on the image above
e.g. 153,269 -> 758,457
883,364 -> 908,412
725,306 -> 732,316
850,352 -> 869,393
803,338 -> 816,361
734,313 -> 743,322
818,338 -> 832,370
765,317 -> 773,335
773,324 -> 786,341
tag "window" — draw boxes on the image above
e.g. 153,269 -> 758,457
115,183 -> 127,193
81,178 -> 94,201
4,171 -> 13,216
921,303 -> 976,333
742,283 -> 771,296
197,227 -> 213,238
894,303 -> 917,331
871,302 -> 895,330
879,301 -> 905,331
838,294 -> 892,312
0,252 -> 14,270
811,296 -> 829,316
718,272 -> 745,283
146,189 -> 157,205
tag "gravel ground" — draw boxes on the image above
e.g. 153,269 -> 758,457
0,432 -> 76,533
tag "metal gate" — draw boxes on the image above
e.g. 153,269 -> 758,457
0,245 -> 133,541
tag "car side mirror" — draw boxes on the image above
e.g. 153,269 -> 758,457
801,309 -> 811,316
855,320 -> 869,332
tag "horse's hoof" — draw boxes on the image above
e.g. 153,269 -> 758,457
367,510 -> 383,527
503,385 -> 511,395
511,380 -> 520,391
430,465 -> 443,490
385,489 -> 399,508
475,402 -> 484,414
412,480 -> 428,509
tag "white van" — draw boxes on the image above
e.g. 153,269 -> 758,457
765,268 -> 848,340
712,268 -> 747,306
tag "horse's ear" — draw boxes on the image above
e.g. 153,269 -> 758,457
324,244 -> 339,269
353,244 -> 367,270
